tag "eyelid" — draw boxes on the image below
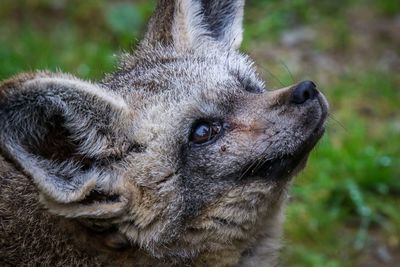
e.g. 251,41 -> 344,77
245,84 -> 263,94
238,76 -> 264,94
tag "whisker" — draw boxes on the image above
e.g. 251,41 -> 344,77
231,126 -> 275,134
258,65 -> 286,88
238,140 -> 276,180
252,155 -> 277,174
328,114 -> 347,132
279,60 -> 295,84
238,157 -> 261,181
250,158 -> 266,175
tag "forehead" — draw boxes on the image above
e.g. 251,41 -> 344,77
120,46 -> 260,97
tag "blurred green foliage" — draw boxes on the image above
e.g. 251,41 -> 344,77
0,0 -> 399,266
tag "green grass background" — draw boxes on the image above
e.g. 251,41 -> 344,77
0,1 -> 399,266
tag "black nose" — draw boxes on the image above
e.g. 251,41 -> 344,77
290,80 -> 318,104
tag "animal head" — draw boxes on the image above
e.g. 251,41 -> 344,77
0,0 -> 328,263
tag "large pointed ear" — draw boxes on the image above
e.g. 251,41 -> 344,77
201,0 -> 245,49
142,0 -> 245,50
0,72 -> 134,219
142,0 -> 207,50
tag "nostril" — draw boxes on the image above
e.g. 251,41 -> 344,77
303,90 -> 310,100
290,80 -> 318,104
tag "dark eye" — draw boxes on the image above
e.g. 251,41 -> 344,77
190,121 -> 223,145
244,84 -> 263,94
243,79 -> 264,94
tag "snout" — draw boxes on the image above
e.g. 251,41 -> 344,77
234,80 -> 329,181
290,80 -> 318,104
267,80 -> 327,110
288,80 -> 329,120
264,79 -> 329,135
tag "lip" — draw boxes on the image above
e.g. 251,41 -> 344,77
316,93 -> 329,129
243,93 -> 329,181
246,128 -> 324,181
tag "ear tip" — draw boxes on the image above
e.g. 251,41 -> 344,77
42,194 -> 128,219
37,175 -> 97,204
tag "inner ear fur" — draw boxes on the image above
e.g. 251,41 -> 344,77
143,0 -> 207,50
0,72 -> 133,218
201,0 -> 245,49
142,0 -> 244,50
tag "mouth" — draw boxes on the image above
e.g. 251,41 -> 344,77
244,94 -> 329,181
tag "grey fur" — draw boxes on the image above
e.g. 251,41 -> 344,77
202,0 -> 244,49
0,1 -> 329,266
